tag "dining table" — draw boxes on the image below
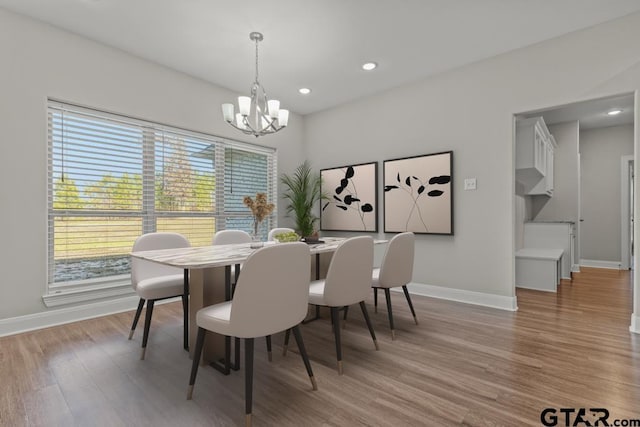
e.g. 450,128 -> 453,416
130,237 -> 386,373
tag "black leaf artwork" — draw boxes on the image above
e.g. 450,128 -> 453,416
385,171 -> 450,232
343,195 -> 361,205
322,202 -> 330,211
323,164 -> 376,231
345,166 -> 354,179
428,175 -> 451,185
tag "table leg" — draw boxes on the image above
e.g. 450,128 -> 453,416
188,266 -> 231,373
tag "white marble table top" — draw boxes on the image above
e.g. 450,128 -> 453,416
131,237 -> 387,269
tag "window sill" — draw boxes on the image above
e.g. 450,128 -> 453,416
43,278 -> 135,308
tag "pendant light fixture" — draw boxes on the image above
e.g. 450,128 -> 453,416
221,32 -> 289,137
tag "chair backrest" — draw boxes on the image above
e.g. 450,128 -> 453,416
378,232 -> 415,288
323,236 -> 374,307
212,229 -> 252,245
131,232 -> 190,289
230,242 -> 311,338
267,227 -> 295,241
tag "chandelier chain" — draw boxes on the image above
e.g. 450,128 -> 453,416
254,37 -> 259,84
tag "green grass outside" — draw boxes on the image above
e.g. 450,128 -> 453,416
54,217 -> 216,260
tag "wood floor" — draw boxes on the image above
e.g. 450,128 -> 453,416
1,267 -> 639,426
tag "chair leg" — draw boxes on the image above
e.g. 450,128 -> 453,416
187,327 -> 206,400
234,337 -> 240,371
384,288 -> 396,340
291,325 -> 317,390
245,338 -> 255,427
129,298 -> 145,340
266,335 -> 272,362
140,300 -> 155,360
402,285 -> 419,325
359,301 -> 379,350
330,307 -> 343,375
282,329 -> 291,356
374,288 -> 378,313
181,294 -> 189,350
183,269 -> 189,350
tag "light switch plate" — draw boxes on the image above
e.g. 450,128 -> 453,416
464,178 -> 477,190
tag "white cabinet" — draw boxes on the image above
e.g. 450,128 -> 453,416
516,117 -> 555,196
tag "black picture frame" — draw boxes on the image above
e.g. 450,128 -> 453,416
383,151 -> 453,235
320,161 -> 378,232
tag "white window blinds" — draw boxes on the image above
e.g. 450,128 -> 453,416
47,101 -> 276,288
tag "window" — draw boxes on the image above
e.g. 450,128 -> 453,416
46,101 -> 276,304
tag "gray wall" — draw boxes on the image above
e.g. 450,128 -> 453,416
580,124 -> 634,263
304,12 -> 640,302
0,9 -> 305,319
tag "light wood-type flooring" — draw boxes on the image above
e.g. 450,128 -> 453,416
1,267 -> 639,426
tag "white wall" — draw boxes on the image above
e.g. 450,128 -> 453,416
580,124 -> 634,263
0,9 -> 305,320
304,11 -> 640,311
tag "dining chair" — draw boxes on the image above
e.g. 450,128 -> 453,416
187,242 -> 317,427
372,232 -> 417,340
129,232 -> 190,360
212,228 -> 254,363
306,236 -> 378,374
267,227 -> 295,241
212,229 -> 252,245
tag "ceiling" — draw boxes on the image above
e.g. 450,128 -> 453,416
522,93 -> 635,130
2,0 -> 640,115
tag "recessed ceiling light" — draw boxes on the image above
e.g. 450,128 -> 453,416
607,109 -> 622,116
299,88 -> 311,95
362,62 -> 377,71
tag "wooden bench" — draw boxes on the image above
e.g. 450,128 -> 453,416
515,248 -> 563,292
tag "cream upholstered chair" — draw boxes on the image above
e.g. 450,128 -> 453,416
187,242 -> 317,427
129,232 -> 190,360
372,232 -> 417,340
307,236 -> 378,374
267,227 -> 295,241
212,229 -> 252,245
212,228 -> 254,362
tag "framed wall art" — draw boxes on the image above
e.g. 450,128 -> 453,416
383,151 -> 453,235
320,161 -> 378,232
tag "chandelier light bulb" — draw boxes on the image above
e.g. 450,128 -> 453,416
222,104 -> 234,122
278,109 -> 289,127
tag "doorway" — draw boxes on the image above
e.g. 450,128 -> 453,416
514,92 -> 636,281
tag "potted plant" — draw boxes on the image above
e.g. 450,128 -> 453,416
280,161 -> 326,238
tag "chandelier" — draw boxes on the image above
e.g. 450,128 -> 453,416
221,32 -> 289,137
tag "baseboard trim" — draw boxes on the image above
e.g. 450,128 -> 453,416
579,259 -> 622,269
403,282 -> 518,311
631,313 -> 640,335
0,296 -> 178,338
